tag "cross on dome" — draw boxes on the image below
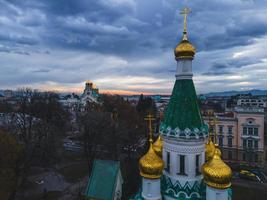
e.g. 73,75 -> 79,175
144,113 -> 156,143
180,7 -> 191,40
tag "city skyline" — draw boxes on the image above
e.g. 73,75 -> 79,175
0,0 -> 267,95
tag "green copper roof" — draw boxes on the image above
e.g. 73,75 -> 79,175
85,160 -> 120,200
162,79 -> 204,130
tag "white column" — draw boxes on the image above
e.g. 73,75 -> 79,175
188,154 -> 195,178
201,151 -> 205,166
170,152 -> 176,176
206,185 -> 229,200
142,178 -> 162,200
176,154 -> 180,175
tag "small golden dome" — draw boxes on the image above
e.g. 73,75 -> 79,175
205,139 -> 216,161
153,135 -> 163,157
174,39 -> 195,60
139,143 -> 164,179
202,148 -> 232,189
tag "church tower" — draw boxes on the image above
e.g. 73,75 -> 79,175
160,7 -> 208,200
132,6 -> 232,200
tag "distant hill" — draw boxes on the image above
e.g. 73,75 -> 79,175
202,89 -> 267,97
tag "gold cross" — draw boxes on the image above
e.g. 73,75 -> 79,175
145,113 -> 156,143
213,117 -> 218,145
180,7 -> 191,40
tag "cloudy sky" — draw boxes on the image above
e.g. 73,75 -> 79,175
0,0 -> 267,94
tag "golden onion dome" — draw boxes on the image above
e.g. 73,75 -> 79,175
153,135 -> 163,157
205,139 -> 216,161
139,143 -> 164,179
202,148 -> 232,189
174,38 -> 195,60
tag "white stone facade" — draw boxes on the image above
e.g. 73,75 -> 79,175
162,137 -> 205,185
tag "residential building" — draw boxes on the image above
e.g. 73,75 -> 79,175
237,98 -> 266,108
204,107 -> 265,166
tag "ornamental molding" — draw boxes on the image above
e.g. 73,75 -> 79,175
160,123 -> 208,140
163,142 -> 205,154
161,175 -> 205,200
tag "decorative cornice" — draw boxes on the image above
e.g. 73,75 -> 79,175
161,175 -> 205,199
160,123 -> 208,140
163,141 -> 205,154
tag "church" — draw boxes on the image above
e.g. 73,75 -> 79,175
132,7 -> 232,200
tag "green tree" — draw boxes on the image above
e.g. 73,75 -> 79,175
0,130 -> 23,200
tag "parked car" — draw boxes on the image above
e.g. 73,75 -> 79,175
239,170 -> 261,182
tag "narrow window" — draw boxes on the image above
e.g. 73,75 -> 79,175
228,138 -> 232,147
254,128 -> 258,136
219,126 -> 223,134
243,127 -> 247,135
219,137 -> 223,146
254,141 -> 258,149
248,127 -> 253,135
243,139 -> 247,148
179,155 -> 186,175
228,126 -> 233,134
248,140 -> 252,149
166,152 -> 170,172
195,155 -> 201,175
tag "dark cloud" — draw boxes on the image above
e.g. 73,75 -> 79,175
0,0 -> 266,92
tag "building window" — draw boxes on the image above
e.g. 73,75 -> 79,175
243,127 -> 247,135
254,128 -> 258,136
166,152 -> 170,172
228,126 -> 233,134
228,151 -> 232,160
248,140 -> 253,149
219,137 -> 223,146
228,138 -> 232,147
248,127 -> 253,135
195,155 -> 201,175
243,139 -> 247,148
179,155 -> 186,175
254,141 -> 258,149
219,126 -> 223,133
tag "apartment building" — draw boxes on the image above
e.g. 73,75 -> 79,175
204,107 -> 265,166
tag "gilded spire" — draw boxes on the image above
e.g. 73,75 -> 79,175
180,7 -> 191,41
174,7 -> 195,60
139,114 -> 164,179
144,113 -> 155,143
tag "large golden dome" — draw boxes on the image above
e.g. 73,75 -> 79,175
202,148 -> 232,189
174,39 -> 195,60
139,143 -> 164,179
153,135 -> 163,157
205,139 -> 216,161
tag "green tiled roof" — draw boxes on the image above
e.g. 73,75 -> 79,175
85,160 -> 120,200
162,79 -> 204,130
